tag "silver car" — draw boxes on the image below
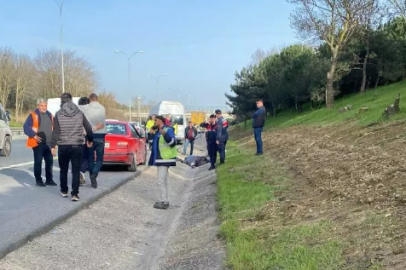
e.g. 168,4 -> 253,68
0,104 -> 12,156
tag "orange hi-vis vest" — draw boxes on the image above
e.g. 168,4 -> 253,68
26,111 -> 54,148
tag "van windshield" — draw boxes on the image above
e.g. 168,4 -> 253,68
172,115 -> 184,125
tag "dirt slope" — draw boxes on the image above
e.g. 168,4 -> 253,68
232,121 -> 406,269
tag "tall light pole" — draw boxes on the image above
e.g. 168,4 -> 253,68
55,0 -> 65,93
115,50 -> 144,122
148,74 -> 168,100
137,96 -> 141,123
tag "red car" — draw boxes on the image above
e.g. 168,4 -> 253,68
103,120 -> 147,171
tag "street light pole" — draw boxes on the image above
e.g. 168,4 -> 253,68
148,74 -> 168,100
115,50 -> 144,122
137,96 -> 141,123
55,0 -> 65,93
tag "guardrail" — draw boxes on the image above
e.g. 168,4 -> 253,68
10,128 -> 24,137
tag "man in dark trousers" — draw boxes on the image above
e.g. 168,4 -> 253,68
51,93 -> 93,201
24,98 -> 57,187
82,93 -> 106,189
183,121 -> 197,156
215,109 -> 229,165
200,114 -> 217,170
252,99 -> 266,155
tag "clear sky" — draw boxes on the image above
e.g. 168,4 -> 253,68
0,0 -> 298,108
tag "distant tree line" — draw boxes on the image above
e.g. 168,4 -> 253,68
0,47 -> 126,122
227,0 -> 406,120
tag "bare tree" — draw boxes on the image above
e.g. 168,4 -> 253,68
388,0 -> 406,17
0,48 -> 16,109
288,0 -> 378,108
35,48 -> 97,99
13,54 -> 37,120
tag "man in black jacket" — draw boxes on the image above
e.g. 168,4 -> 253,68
200,114 -> 217,170
51,93 -> 94,201
252,99 -> 266,155
215,109 -> 229,164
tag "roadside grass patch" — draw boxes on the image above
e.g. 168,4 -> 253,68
217,143 -> 345,270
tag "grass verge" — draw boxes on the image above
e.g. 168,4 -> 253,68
217,142 -> 344,270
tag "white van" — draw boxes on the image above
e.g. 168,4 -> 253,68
149,101 -> 186,144
47,97 -> 80,116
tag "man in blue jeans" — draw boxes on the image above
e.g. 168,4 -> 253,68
252,99 -> 266,156
82,93 -> 106,189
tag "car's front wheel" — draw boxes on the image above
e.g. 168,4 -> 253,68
0,137 -> 11,157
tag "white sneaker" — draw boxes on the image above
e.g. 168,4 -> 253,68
79,172 -> 87,186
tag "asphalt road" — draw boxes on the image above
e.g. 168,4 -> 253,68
0,139 -> 32,167
0,138 -> 137,259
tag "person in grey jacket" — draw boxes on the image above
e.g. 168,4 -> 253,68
51,93 -> 93,201
82,93 -> 106,189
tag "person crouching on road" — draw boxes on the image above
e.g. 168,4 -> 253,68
51,93 -> 94,202
183,121 -> 197,156
200,114 -> 217,170
149,115 -> 177,210
23,98 -> 57,187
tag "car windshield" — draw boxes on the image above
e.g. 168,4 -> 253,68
106,123 -> 127,135
172,115 -> 184,125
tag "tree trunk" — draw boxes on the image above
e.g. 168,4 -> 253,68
326,51 -> 338,109
360,46 -> 369,93
271,100 -> 276,117
374,72 -> 380,89
15,81 -> 20,121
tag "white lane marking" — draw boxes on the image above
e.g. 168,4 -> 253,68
0,157 -> 58,171
0,161 -> 34,171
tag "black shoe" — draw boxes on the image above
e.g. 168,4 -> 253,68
219,161 -> 225,165
36,182 -> 46,187
71,195 -> 80,201
45,181 -> 57,186
90,175 -> 98,189
153,201 -> 169,210
208,166 -> 216,171
61,192 -> 68,198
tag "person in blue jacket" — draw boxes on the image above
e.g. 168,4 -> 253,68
252,99 -> 266,155
149,115 -> 177,210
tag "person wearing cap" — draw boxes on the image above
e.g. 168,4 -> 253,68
51,93 -> 94,202
215,109 -> 229,164
200,114 -> 218,170
253,99 -> 266,155
149,115 -> 177,210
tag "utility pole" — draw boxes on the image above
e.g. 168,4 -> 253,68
55,0 -> 65,93
115,50 -> 144,122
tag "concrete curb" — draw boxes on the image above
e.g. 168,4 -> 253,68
0,170 -> 142,260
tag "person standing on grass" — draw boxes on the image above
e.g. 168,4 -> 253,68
51,93 -> 94,202
252,99 -> 266,156
24,98 -> 57,187
183,121 -> 197,156
149,115 -> 177,210
215,109 -> 229,165
200,114 -> 218,170
82,93 -> 106,189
